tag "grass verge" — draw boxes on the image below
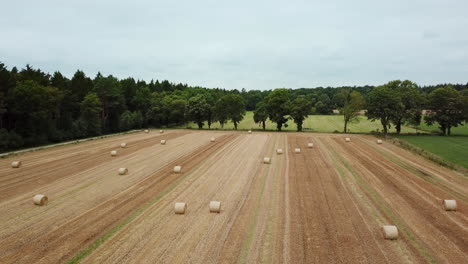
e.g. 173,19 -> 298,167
393,136 -> 468,170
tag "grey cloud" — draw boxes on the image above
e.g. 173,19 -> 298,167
1,0 -> 468,90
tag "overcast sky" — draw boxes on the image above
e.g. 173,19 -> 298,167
1,0 -> 467,90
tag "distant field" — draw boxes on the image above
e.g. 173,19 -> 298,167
414,121 -> 468,136
396,135 -> 468,168
183,112 -> 418,133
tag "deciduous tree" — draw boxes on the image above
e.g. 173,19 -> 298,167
265,89 -> 290,131
290,96 -> 311,132
186,94 -> 210,129
425,86 -> 466,135
340,89 -> 365,133
366,85 -> 399,135
80,93 -> 102,136
253,101 -> 268,130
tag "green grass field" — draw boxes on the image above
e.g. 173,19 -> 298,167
413,121 -> 468,136
182,112 -> 468,169
183,112 -> 418,133
396,136 -> 468,168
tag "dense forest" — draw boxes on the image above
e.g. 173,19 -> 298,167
1,62 -> 467,152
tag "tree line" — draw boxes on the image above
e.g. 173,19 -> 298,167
0,63 -> 247,151
0,62 -> 467,151
252,80 -> 468,136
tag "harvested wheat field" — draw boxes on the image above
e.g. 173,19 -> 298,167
0,130 -> 466,264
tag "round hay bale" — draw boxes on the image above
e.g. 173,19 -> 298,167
308,143 -> 314,148
144,129 -> 149,133
377,140 -> 383,144
159,130 -> 164,133
248,130 -> 252,134
161,140 -> 166,145
210,138 -> 215,142
443,200 -> 457,211
173,165 -> 182,173
345,137 -> 351,142
110,150 -> 118,156
11,161 -> 22,168
174,202 -> 187,214
276,148 -> 283,154
120,143 -> 127,148
382,225 -> 398,240
118,168 -> 128,175
209,201 -> 221,213
33,194 -> 48,206
295,148 -> 301,153
263,157 -> 271,164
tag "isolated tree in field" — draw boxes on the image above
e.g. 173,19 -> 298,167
387,80 -> 424,134
265,89 -> 290,131
339,89 -> 365,133
186,94 -> 210,129
80,93 -> 102,136
253,101 -> 268,130
366,85 -> 400,135
290,96 -> 312,131
425,86 -> 466,135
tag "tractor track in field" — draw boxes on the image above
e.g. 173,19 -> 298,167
0,133 -> 235,264
81,133 -> 277,264
0,131 -> 189,201
217,134 -> 287,264
287,134 -> 398,263
330,136 -> 468,263
0,132 -> 466,264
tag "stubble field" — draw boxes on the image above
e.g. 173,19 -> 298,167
0,130 -> 466,263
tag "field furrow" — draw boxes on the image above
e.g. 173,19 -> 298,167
0,131 -> 466,264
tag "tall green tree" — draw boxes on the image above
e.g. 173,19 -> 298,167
265,89 -> 290,131
339,89 -> 365,133
17,64 -> 50,86
366,85 -> 400,135
0,63 -> 16,129
214,97 -> 229,128
315,93 -> 332,114
253,101 -> 268,130
93,75 -> 125,132
388,80 -> 424,134
80,93 -> 103,136
186,94 -> 210,129
70,70 -> 93,105
290,96 -> 311,131
425,86 -> 466,135
224,94 -> 246,130
162,95 -> 187,125
204,94 -> 216,129
8,80 -> 63,143
120,78 -> 138,111
132,86 -> 152,124
147,93 -> 165,127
